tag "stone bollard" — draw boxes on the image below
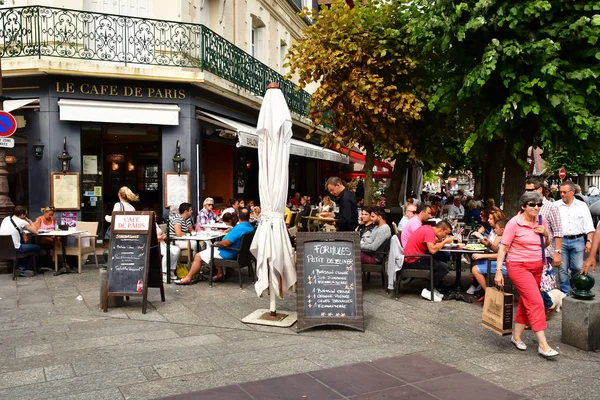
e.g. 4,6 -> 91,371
562,297 -> 600,351
99,268 -> 124,309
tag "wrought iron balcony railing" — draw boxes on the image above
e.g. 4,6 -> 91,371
0,6 -> 311,116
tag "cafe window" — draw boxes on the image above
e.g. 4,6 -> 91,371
5,116 -> 29,207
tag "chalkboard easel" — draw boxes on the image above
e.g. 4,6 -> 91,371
296,232 -> 364,332
103,211 -> 165,314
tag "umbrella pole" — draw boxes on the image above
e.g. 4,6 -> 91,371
269,261 -> 277,315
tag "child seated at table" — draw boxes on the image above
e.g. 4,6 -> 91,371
468,218 -> 507,300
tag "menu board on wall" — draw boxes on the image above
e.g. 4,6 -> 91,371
296,232 -> 364,332
164,172 -> 190,208
51,172 -> 80,210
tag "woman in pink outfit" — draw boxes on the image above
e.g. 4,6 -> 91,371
496,191 -> 558,359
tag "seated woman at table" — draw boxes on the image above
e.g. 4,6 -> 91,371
196,197 -> 219,231
222,198 -> 239,215
468,219 -> 508,299
34,206 -> 69,269
220,212 -> 238,233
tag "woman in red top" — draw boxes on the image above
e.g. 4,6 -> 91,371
495,191 -> 558,358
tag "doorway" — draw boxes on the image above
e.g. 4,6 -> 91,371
81,123 -> 161,234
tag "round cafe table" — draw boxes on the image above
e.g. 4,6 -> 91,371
303,216 -> 336,231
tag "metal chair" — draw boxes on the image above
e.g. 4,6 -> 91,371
394,253 -> 435,300
0,235 -> 37,281
362,237 -> 392,288
210,232 -> 256,289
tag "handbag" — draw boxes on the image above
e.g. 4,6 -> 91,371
104,202 -> 125,240
175,262 -> 189,279
538,215 -> 556,293
482,286 -> 513,336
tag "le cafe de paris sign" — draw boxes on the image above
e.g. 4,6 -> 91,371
55,82 -> 186,100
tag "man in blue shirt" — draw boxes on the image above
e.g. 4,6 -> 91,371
176,209 -> 255,284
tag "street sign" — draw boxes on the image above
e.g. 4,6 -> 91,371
0,138 -> 14,148
559,168 -> 566,180
0,111 -> 17,137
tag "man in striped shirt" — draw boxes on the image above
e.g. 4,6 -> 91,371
169,202 -> 197,255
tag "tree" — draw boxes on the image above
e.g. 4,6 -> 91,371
286,0 -> 425,205
405,0 -> 600,216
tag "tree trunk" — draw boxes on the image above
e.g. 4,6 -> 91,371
483,139 -> 505,207
364,143 -> 375,206
386,152 -> 408,206
503,128 -> 533,218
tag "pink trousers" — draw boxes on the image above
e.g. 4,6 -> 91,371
507,261 -> 546,332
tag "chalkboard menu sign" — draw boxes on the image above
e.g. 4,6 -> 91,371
296,232 -> 364,332
103,211 -> 164,314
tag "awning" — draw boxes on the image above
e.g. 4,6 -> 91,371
197,110 -> 349,164
58,99 -> 180,125
3,98 -> 39,112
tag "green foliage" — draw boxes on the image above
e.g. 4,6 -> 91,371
287,0 -> 425,159
404,0 -> 600,168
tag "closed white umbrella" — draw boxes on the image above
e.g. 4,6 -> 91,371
250,82 -> 296,314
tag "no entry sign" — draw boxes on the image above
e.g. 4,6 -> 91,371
559,168 -> 566,180
0,112 -> 17,137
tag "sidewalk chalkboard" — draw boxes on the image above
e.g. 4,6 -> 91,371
103,211 -> 164,314
296,232 -> 364,332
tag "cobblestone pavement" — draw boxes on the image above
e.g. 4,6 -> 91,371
0,262 -> 599,400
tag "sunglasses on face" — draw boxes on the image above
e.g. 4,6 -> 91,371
207,204 -> 214,207
526,202 -> 543,208
525,188 -> 535,192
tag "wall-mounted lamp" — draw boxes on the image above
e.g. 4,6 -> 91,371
5,156 -> 17,165
172,140 -> 185,175
57,136 -> 72,173
33,138 -> 44,159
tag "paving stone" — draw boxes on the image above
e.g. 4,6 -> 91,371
0,367 -> 146,399
352,385 -> 437,400
162,385 -> 252,400
44,364 -> 75,381
241,373 -> 343,400
413,372 -> 523,400
51,386 -> 125,400
16,343 -> 53,358
370,354 -> 460,383
153,357 -> 221,378
518,375 -> 600,400
51,328 -> 180,353
309,363 -> 404,397
0,367 -> 45,389
264,357 -> 322,376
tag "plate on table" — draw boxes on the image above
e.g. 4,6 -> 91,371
444,243 -> 458,248
464,243 -> 486,251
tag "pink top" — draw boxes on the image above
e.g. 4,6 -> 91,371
39,217 -> 56,230
501,213 -> 548,262
401,216 -> 422,248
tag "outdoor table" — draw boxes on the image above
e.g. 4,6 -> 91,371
442,246 -> 487,303
166,231 -> 225,283
199,223 -> 230,230
303,216 -> 336,231
37,230 -> 87,276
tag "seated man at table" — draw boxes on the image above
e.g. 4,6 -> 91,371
404,220 -> 453,302
176,208 -> 255,284
169,202 -> 197,255
0,205 -> 40,274
447,196 -> 465,221
400,203 -> 431,249
398,203 -> 417,231
468,218 -> 507,298
360,208 -> 392,264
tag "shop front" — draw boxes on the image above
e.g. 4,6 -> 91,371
3,75 -> 349,234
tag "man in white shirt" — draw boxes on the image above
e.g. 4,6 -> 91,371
397,204 -> 417,231
0,205 -> 40,271
447,197 -> 465,220
554,181 -> 595,295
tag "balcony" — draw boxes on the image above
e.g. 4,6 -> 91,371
0,6 -> 311,116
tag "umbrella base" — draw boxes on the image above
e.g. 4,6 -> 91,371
242,309 -> 297,328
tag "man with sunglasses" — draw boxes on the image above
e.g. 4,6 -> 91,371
525,177 -> 563,271
554,180 -> 595,295
398,204 -> 417,231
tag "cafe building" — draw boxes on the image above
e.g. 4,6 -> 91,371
4,74 -> 348,234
